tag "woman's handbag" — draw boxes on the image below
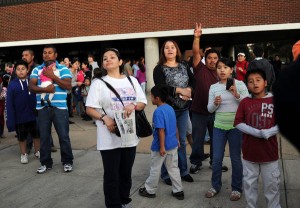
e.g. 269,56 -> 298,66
126,76 -> 152,137
100,78 -> 152,138
135,109 -> 152,137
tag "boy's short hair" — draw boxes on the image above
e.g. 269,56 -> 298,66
151,84 -> 169,102
14,59 -> 28,70
245,68 -> 266,83
253,46 -> 264,57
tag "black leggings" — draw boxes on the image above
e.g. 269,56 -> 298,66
100,146 -> 136,208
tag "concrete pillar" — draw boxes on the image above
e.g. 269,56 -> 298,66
229,45 -> 235,61
144,38 -> 159,94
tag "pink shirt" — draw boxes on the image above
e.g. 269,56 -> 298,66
40,68 -> 52,83
136,70 -> 146,84
77,70 -> 84,82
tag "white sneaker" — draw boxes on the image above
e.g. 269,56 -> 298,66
34,151 -> 40,159
20,153 -> 28,164
63,164 -> 73,172
37,165 -> 52,174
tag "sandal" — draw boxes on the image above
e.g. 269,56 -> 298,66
205,188 -> 218,198
230,191 -> 241,201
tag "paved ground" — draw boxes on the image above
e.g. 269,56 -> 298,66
0,98 -> 299,208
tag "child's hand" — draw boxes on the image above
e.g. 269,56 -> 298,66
160,147 -> 166,157
229,82 -> 240,99
214,95 -> 221,106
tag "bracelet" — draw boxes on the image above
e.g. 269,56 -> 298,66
131,103 -> 137,110
100,114 -> 106,121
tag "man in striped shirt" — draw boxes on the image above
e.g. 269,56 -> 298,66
29,45 -> 74,174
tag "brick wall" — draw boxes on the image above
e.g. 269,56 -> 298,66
0,0 -> 299,42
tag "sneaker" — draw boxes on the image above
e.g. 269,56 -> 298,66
181,174 -> 194,182
34,151 -> 40,159
37,165 -> 52,174
190,164 -> 201,174
171,191 -> 184,200
69,120 -> 75,124
139,187 -> 156,198
64,164 -> 73,172
20,153 -> 28,164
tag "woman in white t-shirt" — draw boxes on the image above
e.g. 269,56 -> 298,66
85,48 -> 147,208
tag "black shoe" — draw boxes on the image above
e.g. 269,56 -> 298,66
139,187 -> 156,198
209,163 -> 229,172
181,174 -> 194,182
47,99 -> 52,106
69,115 -> 74,118
222,165 -> 229,172
41,98 -> 45,106
51,146 -> 57,152
190,164 -> 202,174
69,120 -> 75,124
204,153 -> 210,160
172,191 -> 184,200
164,178 -> 172,186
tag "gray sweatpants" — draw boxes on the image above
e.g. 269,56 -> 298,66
145,147 -> 183,194
243,159 -> 281,208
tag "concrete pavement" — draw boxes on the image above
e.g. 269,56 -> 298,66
0,101 -> 299,208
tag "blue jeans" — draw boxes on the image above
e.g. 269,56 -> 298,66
211,127 -> 243,193
38,107 -> 73,167
190,112 -> 214,166
161,109 -> 189,179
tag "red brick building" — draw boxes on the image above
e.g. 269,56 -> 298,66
1,0 -> 299,89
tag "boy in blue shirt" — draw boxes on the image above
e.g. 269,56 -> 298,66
6,60 -> 40,164
139,85 -> 184,200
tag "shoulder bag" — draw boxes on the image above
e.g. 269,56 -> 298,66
100,78 -> 152,138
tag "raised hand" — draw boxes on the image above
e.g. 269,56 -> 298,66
194,22 -> 202,38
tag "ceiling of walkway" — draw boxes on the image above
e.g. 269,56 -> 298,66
1,29 -> 299,63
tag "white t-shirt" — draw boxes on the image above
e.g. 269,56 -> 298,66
85,75 -> 147,150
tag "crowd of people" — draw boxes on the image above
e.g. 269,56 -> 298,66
0,21 -> 298,208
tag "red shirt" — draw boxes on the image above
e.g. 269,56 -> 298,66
234,96 -> 278,162
77,70 -> 84,82
235,60 -> 248,81
190,62 -> 218,114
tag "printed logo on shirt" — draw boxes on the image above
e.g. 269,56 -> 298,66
110,87 -> 136,110
261,103 -> 274,118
